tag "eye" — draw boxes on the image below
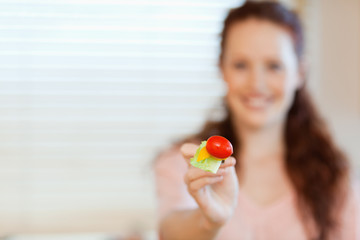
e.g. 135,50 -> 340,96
267,62 -> 282,71
233,61 -> 247,70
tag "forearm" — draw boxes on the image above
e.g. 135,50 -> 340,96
159,208 -> 222,240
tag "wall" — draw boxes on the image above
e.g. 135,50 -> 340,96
317,0 -> 360,172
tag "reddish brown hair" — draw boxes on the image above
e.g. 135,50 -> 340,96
194,1 -> 349,239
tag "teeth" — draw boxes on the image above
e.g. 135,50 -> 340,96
247,98 -> 267,108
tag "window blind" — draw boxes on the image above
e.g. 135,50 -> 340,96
0,0 -> 242,235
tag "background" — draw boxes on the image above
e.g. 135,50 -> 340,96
0,0 -> 359,239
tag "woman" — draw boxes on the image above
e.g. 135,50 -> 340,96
154,1 -> 359,240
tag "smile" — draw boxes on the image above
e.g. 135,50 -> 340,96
242,96 -> 272,110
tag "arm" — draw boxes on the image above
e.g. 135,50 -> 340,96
154,143 -> 238,240
159,208 -> 221,240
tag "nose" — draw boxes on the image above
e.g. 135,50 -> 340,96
248,66 -> 266,91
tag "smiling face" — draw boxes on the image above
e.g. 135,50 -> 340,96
221,18 -> 302,130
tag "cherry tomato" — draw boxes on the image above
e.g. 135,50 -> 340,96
206,136 -> 233,159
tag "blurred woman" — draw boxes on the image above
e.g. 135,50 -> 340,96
154,1 -> 359,239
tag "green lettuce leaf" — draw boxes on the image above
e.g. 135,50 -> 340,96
190,141 -> 222,174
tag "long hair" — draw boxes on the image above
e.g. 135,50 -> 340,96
193,1 -> 349,239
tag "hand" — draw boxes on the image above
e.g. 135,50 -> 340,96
181,143 -> 239,228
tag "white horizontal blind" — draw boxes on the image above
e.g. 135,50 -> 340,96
0,0 -> 241,235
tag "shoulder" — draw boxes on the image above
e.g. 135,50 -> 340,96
153,143 -> 189,176
154,144 -> 183,170
154,139 -> 201,169
335,179 -> 360,238
341,180 -> 360,215
346,180 -> 360,209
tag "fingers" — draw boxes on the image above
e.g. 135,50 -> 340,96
183,156 -> 237,200
184,164 -> 229,198
219,157 -> 236,168
180,143 -> 198,165
184,166 -> 224,185
183,155 -> 236,186
188,175 -> 223,194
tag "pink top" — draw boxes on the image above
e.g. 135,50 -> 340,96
154,146 -> 360,240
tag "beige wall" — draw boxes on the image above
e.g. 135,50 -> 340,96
317,0 -> 360,172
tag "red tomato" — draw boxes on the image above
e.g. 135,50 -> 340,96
206,136 -> 233,159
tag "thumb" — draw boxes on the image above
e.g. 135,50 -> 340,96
180,143 -> 199,165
